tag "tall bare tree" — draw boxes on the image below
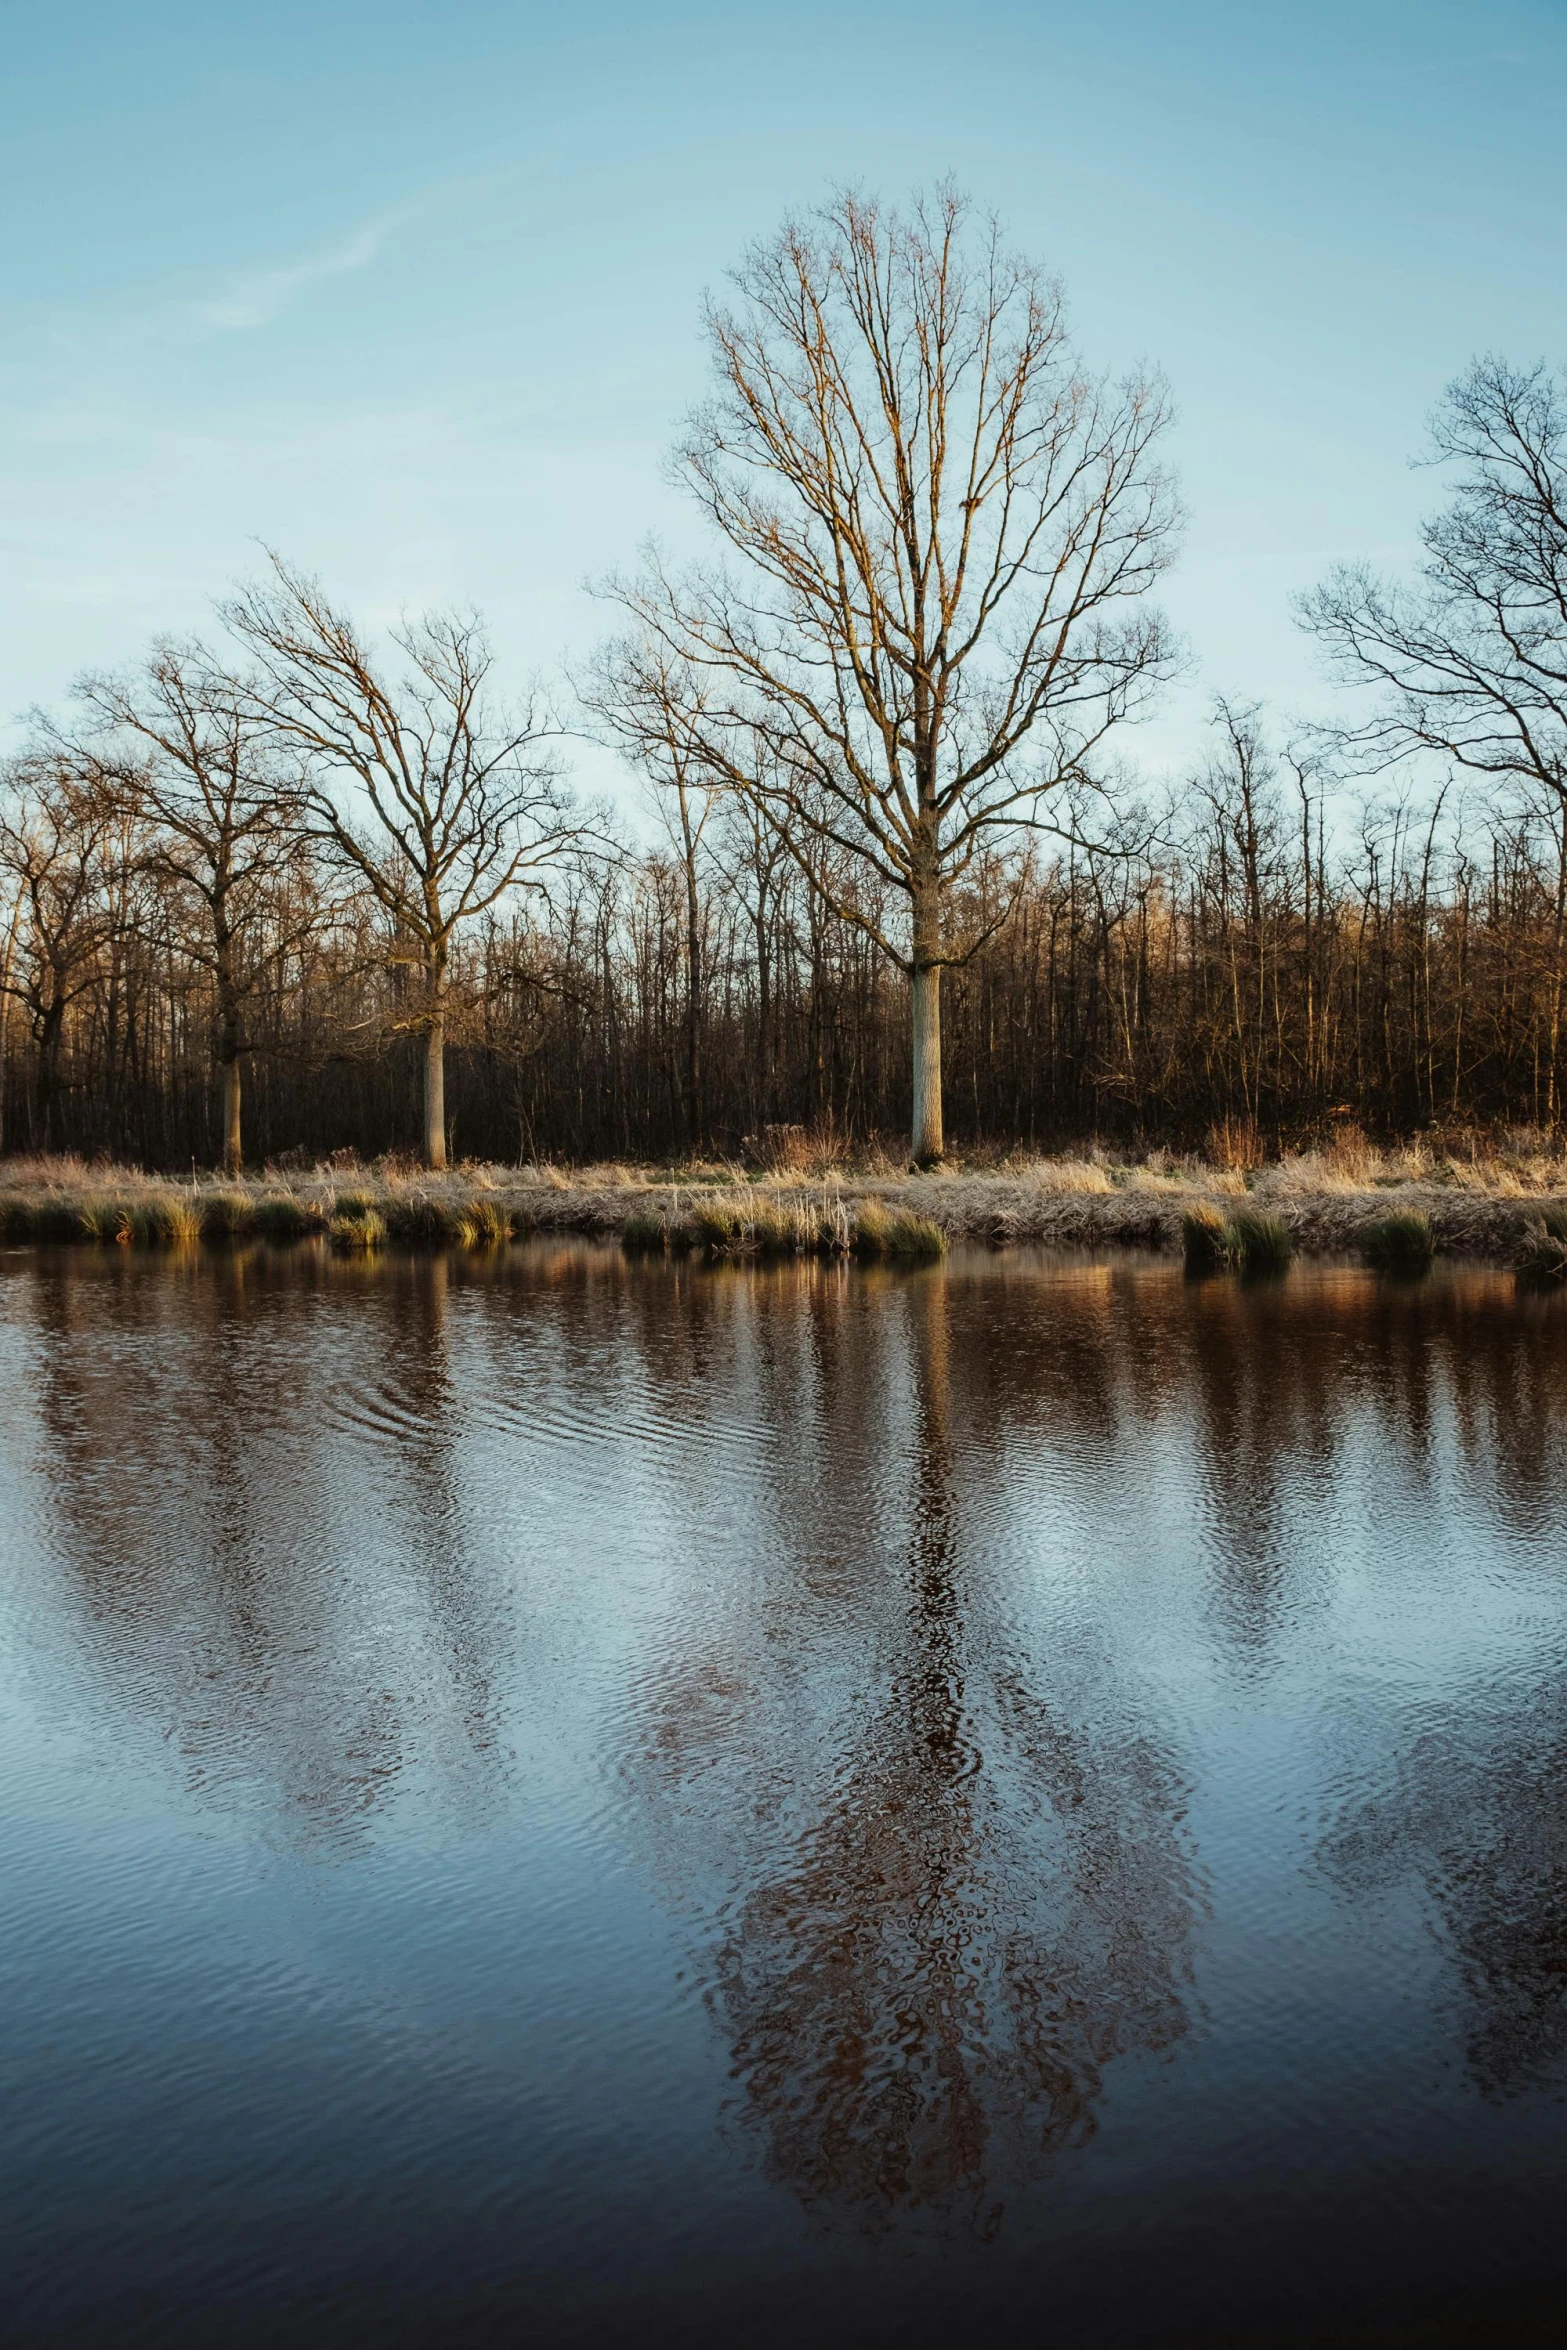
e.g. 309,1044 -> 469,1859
583,644 -> 725,1140
222,557 -> 573,1169
599,186 -> 1178,1159
0,755 -> 119,1148
1300,359 -> 1567,811
69,643 -> 316,1174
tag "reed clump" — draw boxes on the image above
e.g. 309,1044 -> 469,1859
1361,1208 -> 1435,1273
30,1197 -> 93,1242
328,1202 -> 386,1253
1517,1205 -> 1567,1283
462,1195 -> 512,1248
120,1195 -> 202,1246
253,1193 -> 320,1240
200,1191 -> 255,1239
1228,1208 -> 1294,1272
20,1191 -> 202,1246
384,1195 -> 465,1248
1182,1202 -> 1293,1273
690,1197 -> 746,1253
71,1199 -> 122,1243
853,1199 -> 946,1262
690,1195 -> 804,1257
678,1187 -> 858,1259
1181,1203 -> 1236,1269
748,1198 -> 808,1256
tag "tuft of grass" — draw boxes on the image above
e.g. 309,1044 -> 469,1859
385,1195 -> 463,1247
815,1195 -> 853,1256
384,1191 -> 512,1250
1182,1203 -> 1236,1269
31,1198 -> 91,1242
691,1197 -> 746,1252
851,1199 -> 894,1257
200,1191 -> 255,1239
1229,1208 -> 1294,1272
332,1188 -> 378,1219
1517,1216 -> 1567,1283
1184,1203 -> 1293,1273
462,1195 -> 512,1248
748,1198 -> 806,1257
253,1193 -> 317,1240
854,1199 -> 946,1261
328,1204 -> 385,1253
1361,1208 -> 1435,1273
124,1194 -> 202,1246
621,1207 -> 670,1255
71,1198 -> 121,1243
684,1189 -> 831,1258
164,1197 -> 204,1247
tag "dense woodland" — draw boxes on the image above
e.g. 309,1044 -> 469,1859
2,198 -> 1563,1172
4,730 -> 1567,1166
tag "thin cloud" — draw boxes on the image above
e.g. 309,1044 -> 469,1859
190,204 -> 418,333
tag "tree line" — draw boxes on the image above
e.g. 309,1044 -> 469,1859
3,190 -> 1564,1170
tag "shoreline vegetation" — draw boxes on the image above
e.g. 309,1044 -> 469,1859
4,1137 -> 1567,1278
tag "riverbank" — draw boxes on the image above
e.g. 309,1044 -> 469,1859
4,1144 -> 1567,1269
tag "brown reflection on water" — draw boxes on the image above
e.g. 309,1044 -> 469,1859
19,1245 -> 504,1842
628,1264 -> 1204,2237
10,1239 -> 1567,2238
615,1256 -> 1567,2230
1324,1681 -> 1567,2100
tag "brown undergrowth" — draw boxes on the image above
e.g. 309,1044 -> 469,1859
3,1140 -> 1567,1268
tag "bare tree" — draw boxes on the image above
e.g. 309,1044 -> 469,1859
583,644 -> 727,1140
69,643 -> 317,1174
599,186 -> 1178,1160
222,557 -> 574,1169
0,755 -> 119,1149
1300,358 -> 1567,811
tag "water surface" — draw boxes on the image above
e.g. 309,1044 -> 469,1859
3,1243 -> 1566,2345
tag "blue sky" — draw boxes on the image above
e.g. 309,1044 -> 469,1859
2,0 -> 1564,785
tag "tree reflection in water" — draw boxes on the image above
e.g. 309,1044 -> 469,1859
1323,1683 -> 1567,2100
630,1265 -> 1204,2237
19,1245 -> 504,1845
13,1237 -> 1567,2259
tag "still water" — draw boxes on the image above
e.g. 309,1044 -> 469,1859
2,1242 -> 1565,2346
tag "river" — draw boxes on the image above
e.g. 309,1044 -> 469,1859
2,1243 -> 1565,2344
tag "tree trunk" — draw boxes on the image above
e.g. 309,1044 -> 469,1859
424,1012 -> 447,1170
911,958 -> 943,1163
222,1054 -> 243,1176
36,995 -> 64,1152
0,890 -> 19,1157
213,912 -> 244,1177
685,878 -> 702,1146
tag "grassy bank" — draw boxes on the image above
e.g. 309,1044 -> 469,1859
4,1140 -> 1567,1272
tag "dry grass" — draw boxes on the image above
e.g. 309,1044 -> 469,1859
1181,1202 -> 1294,1273
1007,1157 -> 1116,1195
200,1191 -> 255,1238
1181,1203 -> 1235,1269
853,1200 -> 946,1262
1518,1218 -> 1567,1282
1362,1208 -> 1436,1273
328,1204 -> 385,1253
1228,1208 -> 1294,1271
5,1139 -> 1567,1269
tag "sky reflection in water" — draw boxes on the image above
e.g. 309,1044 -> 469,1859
1,1244 -> 1565,2345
